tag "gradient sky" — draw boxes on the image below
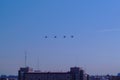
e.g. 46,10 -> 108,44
1,0 -> 120,75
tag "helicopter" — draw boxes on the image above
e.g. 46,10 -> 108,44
44,35 -> 74,38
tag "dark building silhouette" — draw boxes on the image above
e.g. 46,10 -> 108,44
0,75 -> 17,80
18,67 -> 88,80
110,76 -> 120,80
0,75 -> 7,80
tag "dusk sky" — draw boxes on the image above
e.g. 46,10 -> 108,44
1,0 -> 120,75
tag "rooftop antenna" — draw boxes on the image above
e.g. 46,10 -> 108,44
37,56 -> 40,70
25,51 -> 27,67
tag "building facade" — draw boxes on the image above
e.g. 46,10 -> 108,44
0,75 -> 18,80
18,67 -> 88,80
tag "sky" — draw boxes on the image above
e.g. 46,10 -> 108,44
1,0 -> 120,75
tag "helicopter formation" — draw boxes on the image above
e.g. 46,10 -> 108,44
44,35 -> 74,38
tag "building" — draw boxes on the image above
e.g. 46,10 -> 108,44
7,75 -> 18,80
0,75 -> 7,80
110,76 -> 120,80
18,67 -> 88,80
89,75 -> 120,80
0,75 -> 17,80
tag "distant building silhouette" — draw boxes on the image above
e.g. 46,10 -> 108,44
0,75 -> 17,80
89,75 -> 120,80
18,67 -> 88,80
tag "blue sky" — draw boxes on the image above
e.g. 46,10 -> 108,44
1,0 -> 120,75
